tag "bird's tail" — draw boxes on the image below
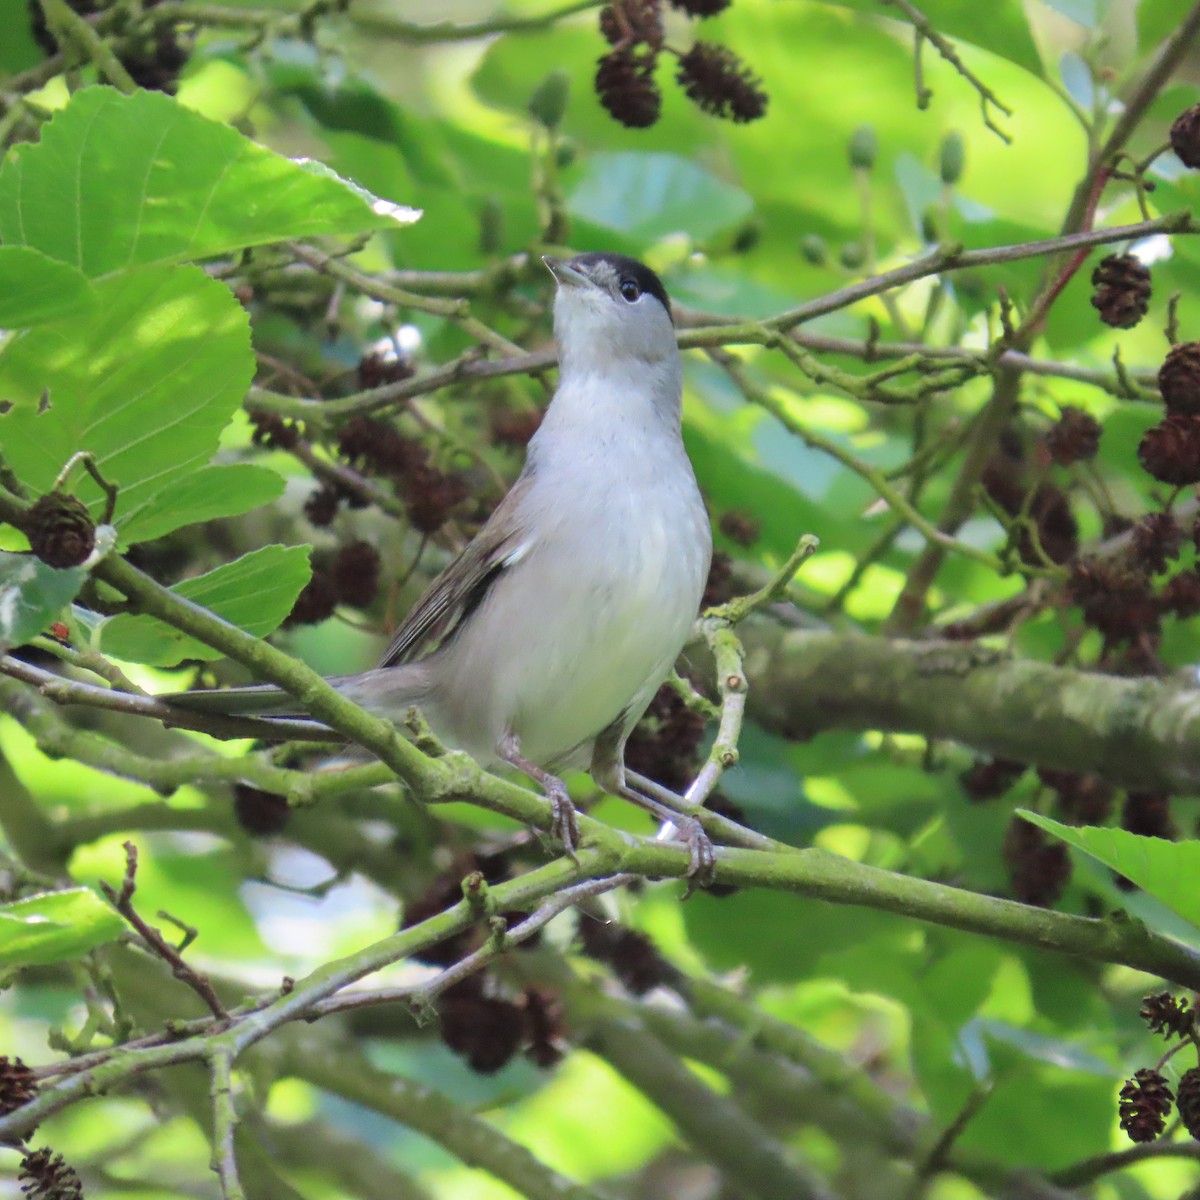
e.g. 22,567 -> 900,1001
161,666 -> 429,720
161,678 -> 353,718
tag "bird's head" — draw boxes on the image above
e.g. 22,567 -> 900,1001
543,252 -> 676,369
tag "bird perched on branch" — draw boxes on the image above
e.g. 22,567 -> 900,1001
171,252 -> 715,874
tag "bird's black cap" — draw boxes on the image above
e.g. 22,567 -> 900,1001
568,252 -> 672,319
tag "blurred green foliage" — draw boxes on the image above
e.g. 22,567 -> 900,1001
1,1 -> 1200,1198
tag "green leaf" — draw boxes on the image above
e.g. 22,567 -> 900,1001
0,265 -> 254,538
0,0 -> 42,74
1017,810 -> 1200,932
99,544 -> 312,666
0,888 -> 125,968
0,550 -> 88,650
0,86 -> 420,278
567,152 -> 754,244
0,247 -> 95,328
118,463 -> 286,547
1136,0 -> 1184,50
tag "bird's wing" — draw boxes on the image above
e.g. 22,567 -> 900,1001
378,476 -> 532,668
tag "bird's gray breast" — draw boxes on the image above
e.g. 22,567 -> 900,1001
429,416 -> 711,768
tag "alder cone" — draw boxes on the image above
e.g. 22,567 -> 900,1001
1138,415 -> 1200,487
1158,342 -> 1200,416
1170,103 -> 1200,169
676,42 -> 768,123
25,493 -> 95,569
595,48 -> 662,128
1177,1067 -> 1200,1140
1044,406 -> 1101,465
1090,254 -> 1151,329
1118,1069 -> 1173,1143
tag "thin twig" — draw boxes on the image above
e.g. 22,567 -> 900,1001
0,654 -> 341,742
880,0 -> 1012,141
52,451 -> 120,524
408,874 -> 635,1007
208,1048 -> 245,1200
100,842 -> 229,1020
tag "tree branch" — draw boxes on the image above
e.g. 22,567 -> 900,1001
587,1013 -> 838,1200
246,213 -> 1190,424
742,625 -> 1200,794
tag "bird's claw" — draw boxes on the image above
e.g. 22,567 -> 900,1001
678,816 -> 716,893
547,782 -> 581,862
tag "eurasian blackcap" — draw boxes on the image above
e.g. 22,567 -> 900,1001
172,253 -> 715,874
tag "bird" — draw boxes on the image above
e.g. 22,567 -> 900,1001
170,252 -> 715,875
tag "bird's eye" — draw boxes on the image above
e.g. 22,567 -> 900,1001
619,279 -> 641,302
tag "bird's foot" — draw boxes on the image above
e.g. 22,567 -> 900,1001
546,777 -> 581,862
675,815 -> 716,892
497,733 -> 580,862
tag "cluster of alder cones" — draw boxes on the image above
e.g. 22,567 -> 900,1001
1118,993 -> 1200,1144
593,0 -> 767,127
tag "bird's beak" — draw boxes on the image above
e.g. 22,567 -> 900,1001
542,255 -> 590,289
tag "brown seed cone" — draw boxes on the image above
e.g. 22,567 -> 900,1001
961,758 -> 1025,802
400,462 -> 469,534
401,871 -> 483,968
578,918 -> 677,994
489,406 -> 543,449
598,0 -> 664,49
1003,817 -> 1070,907
1038,769 -> 1114,826
1067,558 -> 1159,645
522,987 -> 568,1069
1123,792 -> 1176,840
1026,483 -> 1078,565
0,1056 -> 37,1114
1090,253 -> 1151,329
233,784 -> 291,837
437,979 -> 525,1074
1044,406 -> 1102,466
1138,415 -> 1200,487
1177,1066 -> 1200,1140
676,42 -> 768,123
18,1147 -> 83,1200
337,415 -> 424,476
1158,342 -> 1200,416
1139,991 -> 1194,1039
1131,512 -> 1185,574
1118,1068 -> 1174,1143
1162,569 -> 1200,619
332,540 -> 381,608
718,508 -> 762,546
669,0 -> 731,14
248,408 -> 301,450
595,47 -> 662,128
26,493 -> 95,569
1170,103 -> 1200,170
701,549 -> 736,608
303,482 -> 341,528
625,683 -> 707,794
284,567 -> 339,627
119,27 -> 189,94
356,350 -> 414,390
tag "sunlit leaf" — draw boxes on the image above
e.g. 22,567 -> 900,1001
117,463 -> 286,547
0,85 -> 419,277
0,888 -> 125,968
99,543 -> 312,666
0,246 -> 95,328
0,265 -> 254,538
0,550 -> 87,650
1018,810 -> 1200,933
